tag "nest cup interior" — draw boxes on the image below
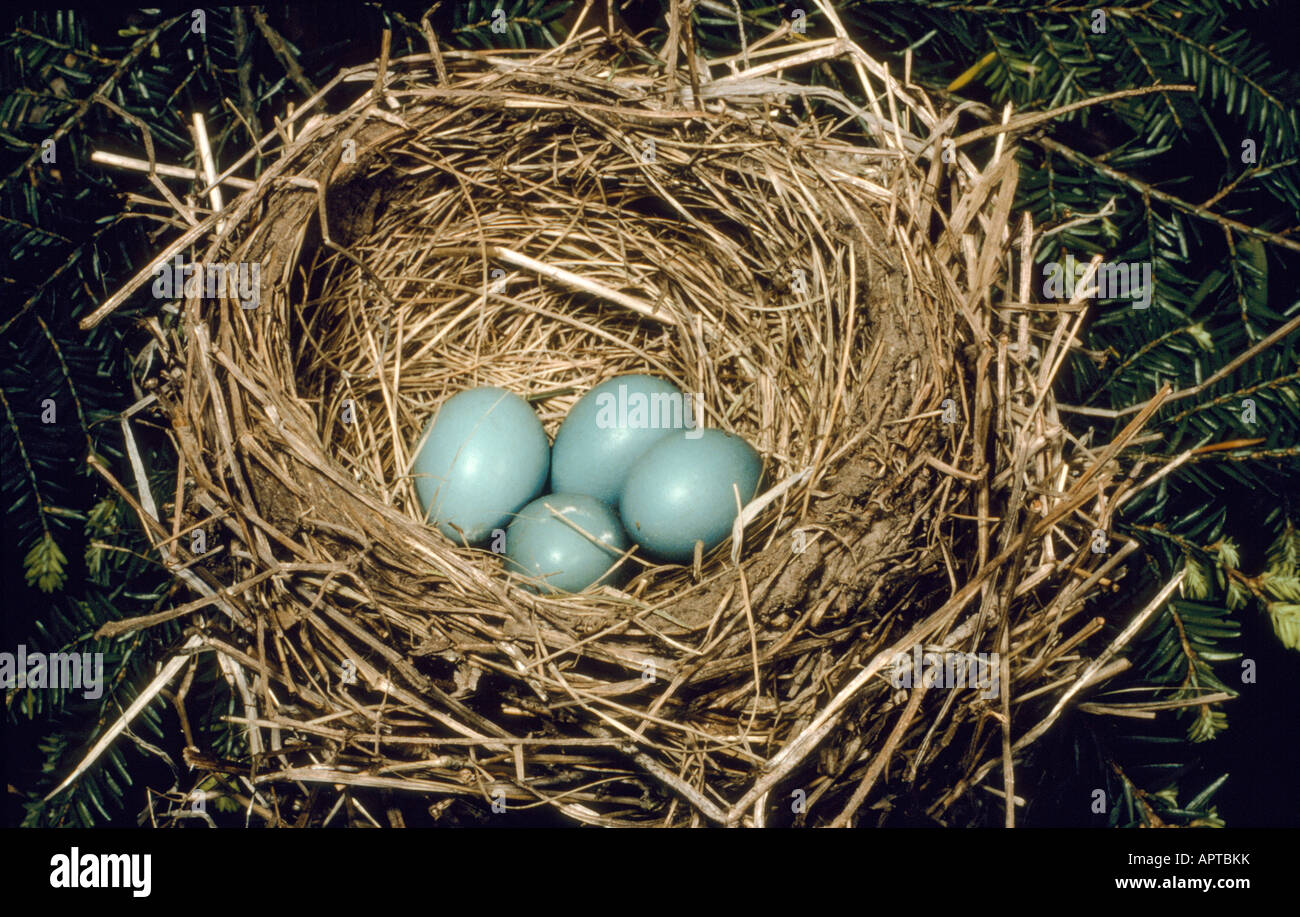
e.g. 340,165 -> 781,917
288,99 -> 887,602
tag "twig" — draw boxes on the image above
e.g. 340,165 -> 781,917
950,84 -> 1196,147
191,112 -> 225,234
955,569 -> 1188,801
1038,137 -> 1300,254
89,151 -> 255,189
251,9 -> 319,98
4,15 -> 185,185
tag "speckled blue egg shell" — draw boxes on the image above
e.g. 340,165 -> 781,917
550,374 -> 690,505
505,493 -> 629,593
619,429 -> 762,563
411,386 -> 549,545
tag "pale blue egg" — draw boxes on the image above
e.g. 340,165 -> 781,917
551,374 -> 694,505
411,387 -> 549,545
619,429 -> 762,563
505,493 -> 629,593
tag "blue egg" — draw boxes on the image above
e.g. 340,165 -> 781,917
505,493 -> 629,593
619,429 -> 763,563
411,387 -> 549,545
551,374 -> 694,505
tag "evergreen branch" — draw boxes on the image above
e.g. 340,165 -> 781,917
1167,369 -> 1300,425
2,14 -> 186,186
1108,758 -> 1168,827
951,83 -> 1197,146
1113,28 -> 1188,135
1129,524 -> 1226,560
1037,137 -> 1300,253
1201,156 -> 1300,210
251,9 -> 319,97
1085,320 -> 1210,405
0,211 -> 72,244
11,25 -> 116,64
1135,12 -> 1292,134
886,2 -> 1108,14
1083,309 -> 1300,418
1164,601 -> 1223,742
1,149 -> 134,337
34,315 -> 94,458
1223,230 -> 1253,331
0,384 -> 54,541
1151,445 -> 1300,465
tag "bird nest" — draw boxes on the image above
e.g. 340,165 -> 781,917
87,20 -> 1169,826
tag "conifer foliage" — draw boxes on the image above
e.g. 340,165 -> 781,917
2,2 -> 1296,826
